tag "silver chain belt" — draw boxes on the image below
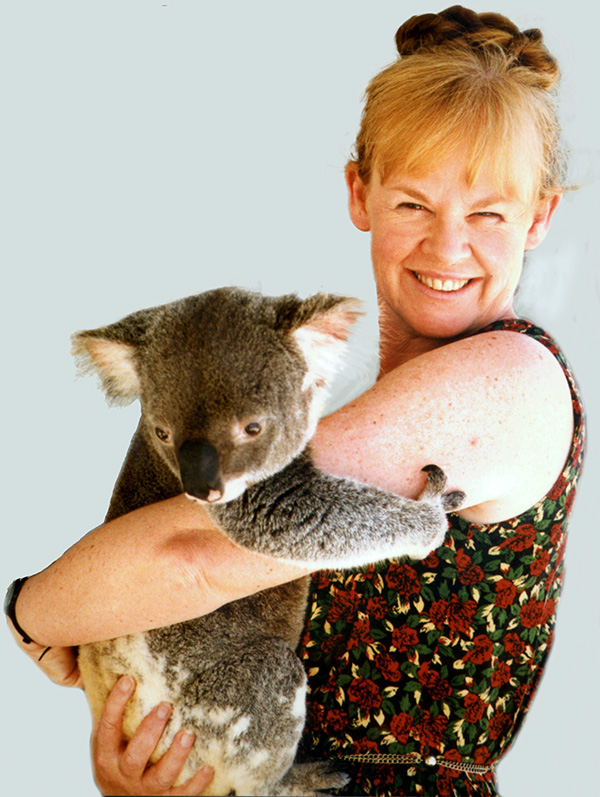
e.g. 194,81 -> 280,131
339,751 -> 495,775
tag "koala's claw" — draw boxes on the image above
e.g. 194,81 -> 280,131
420,464 -> 466,512
441,490 -> 466,512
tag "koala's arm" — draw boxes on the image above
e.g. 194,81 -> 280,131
209,452 -> 461,568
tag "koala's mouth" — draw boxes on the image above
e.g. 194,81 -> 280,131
185,489 -> 223,504
184,476 -> 250,505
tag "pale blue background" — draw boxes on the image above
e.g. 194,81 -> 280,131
1,2 -> 597,795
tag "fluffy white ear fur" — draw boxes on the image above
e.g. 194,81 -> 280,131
292,298 -> 363,391
71,335 -> 141,405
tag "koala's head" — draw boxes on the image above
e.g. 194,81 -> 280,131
72,288 -> 361,503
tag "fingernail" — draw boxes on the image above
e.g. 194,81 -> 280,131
180,730 -> 195,747
156,703 -> 172,720
118,676 -> 135,693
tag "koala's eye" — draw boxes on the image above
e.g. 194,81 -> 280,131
155,427 -> 170,442
244,422 -> 262,437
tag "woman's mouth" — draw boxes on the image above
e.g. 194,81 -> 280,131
414,272 -> 471,292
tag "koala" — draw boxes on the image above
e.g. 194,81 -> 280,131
72,287 -> 464,796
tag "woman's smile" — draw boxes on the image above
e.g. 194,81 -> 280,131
413,272 -> 472,293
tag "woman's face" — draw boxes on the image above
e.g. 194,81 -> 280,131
347,152 -> 560,342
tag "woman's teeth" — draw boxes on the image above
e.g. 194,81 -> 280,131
415,273 -> 470,292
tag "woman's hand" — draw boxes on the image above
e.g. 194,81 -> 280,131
6,617 -> 83,688
92,675 -> 215,796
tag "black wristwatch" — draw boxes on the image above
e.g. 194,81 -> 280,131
4,577 -> 35,644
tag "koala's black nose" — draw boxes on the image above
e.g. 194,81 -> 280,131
177,438 -> 224,501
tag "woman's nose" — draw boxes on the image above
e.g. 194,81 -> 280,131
421,216 -> 470,265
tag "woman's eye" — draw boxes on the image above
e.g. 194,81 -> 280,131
155,427 -> 170,442
244,422 -> 262,437
398,202 -> 425,211
476,211 -> 503,220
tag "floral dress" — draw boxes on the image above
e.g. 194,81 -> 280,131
298,319 -> 585,796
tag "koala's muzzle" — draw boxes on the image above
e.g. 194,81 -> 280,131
177,439 -> 224,502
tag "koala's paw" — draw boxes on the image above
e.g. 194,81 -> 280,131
420,464 -> 465,513
278,760 -> 350,796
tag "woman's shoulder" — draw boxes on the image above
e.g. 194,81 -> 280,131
439,319 -> 576,524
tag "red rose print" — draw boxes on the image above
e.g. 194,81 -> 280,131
530,549 -> 550,576
490,661 -> 512,688
417,661 -> 453,700
325,708 -> 348,733
389,712 -> 413,744
549,524 -> 563,547
446,595 -> 478,638
430,599 -> 449,630
352,737 -> 380,755
494,578 -> 517,609
371,766 -> 395,789
463,634 -> 494,665
385,562 -> 421,601
375,653 -> 403,683
306,700 -> 325,728
347,677 -> 382,712
474,746 -> 492,765
441,749 -> 463,780
499,524 -> 537,552
366,596 -> 388,620
422,550 -> 440,569
504,632 -> 525,658
520,600 -> 545,629
458,564 -> 485,585
391,625 -> 419,652
327,588 -> 361,622
347,617 -> 373,650
322,633 -> 349,659
455,548 -> 472,569
513,683 -> 530,709
463,692 -> 486,723
414,710 -> 448,749
312,571 -> 332,590
488,709 -> 511,740
543,598 -> 556,624
547,472 -> 567,501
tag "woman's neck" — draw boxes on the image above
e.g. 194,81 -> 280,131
377,302 -> 449,376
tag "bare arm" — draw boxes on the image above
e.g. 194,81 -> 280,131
14,330 -> 573,648
16,496 -> 310,647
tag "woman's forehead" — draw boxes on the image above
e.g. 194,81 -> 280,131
374,140 -> 539,204
372,151 -> 533,204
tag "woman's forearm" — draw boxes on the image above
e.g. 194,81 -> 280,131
15,494 -> 309,647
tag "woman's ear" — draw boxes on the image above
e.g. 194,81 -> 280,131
525,193 -> 562,251
345,162 -> 371,232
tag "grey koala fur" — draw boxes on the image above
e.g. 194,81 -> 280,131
72,287 -> 464,796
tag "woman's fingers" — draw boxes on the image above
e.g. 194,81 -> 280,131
120,701 -> 173,778
93,675 -> 137,765
143,728 -> 200,792
91,675 -> 215,795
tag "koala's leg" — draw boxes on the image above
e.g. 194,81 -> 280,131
274,760 -> 350,797
167,637 -> 311,796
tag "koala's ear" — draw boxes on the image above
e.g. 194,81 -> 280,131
289,294 -> 363,389
71,307 -> 159,405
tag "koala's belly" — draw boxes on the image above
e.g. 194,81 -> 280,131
79,633 -> 176,738
79,630 -> 309,794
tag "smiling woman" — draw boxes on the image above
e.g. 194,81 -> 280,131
3,4 -> 590,797
345,155 -> 560,347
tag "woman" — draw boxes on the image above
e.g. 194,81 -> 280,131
6,6 -> 585,796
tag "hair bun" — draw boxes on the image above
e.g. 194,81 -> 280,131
395,5 -> 559,90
